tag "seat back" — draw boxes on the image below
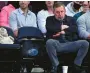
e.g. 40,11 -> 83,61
18,27 -> 44,40
0,26 -> 20,61
0,27 -> 21,73
18,27 -> 45,58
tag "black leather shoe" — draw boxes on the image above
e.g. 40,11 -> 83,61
72,64 -> 87,73
50,65 -> 62,73
20,66 -> 27,73
51,66 -> 57,73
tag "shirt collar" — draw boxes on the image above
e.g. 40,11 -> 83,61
18,8 -> 31,15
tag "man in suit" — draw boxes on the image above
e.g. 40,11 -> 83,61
46,2 -> 89,73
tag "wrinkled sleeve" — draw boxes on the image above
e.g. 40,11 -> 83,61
0,9 -> 9,27
46,17 -> 61,33
37,11 -> 47,34
77,16 -> 90,39
9,12 -> 18,31
33,13 -> 37,28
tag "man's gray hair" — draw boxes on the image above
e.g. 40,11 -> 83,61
53,2 -> 65,10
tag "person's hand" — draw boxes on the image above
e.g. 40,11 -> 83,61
60,31 -> 65,34
87,34 -> 90,39
61,25 -> 69,30
14,30 -> 18,37
53,31 -> 65,38
53,32 -> 61,37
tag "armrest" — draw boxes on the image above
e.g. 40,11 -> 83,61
0,44 -> 20,49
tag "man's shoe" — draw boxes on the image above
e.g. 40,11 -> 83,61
72,64 -> 87,73
50,65 -> 62,73
51,66 -> 57,73
20,66 -> 27,73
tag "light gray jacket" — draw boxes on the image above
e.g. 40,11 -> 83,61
77,11 -> 90,39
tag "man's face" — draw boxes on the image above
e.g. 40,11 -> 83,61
45,1 -> 54,7
73,1 -> 82,10
54,6 -> 66,20
82,1 -> 89,12
74,1 -> 83,6
19,1 -> 30,9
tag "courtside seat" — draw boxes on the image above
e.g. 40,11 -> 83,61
0,26 -> 20,73
18,27 -> 47,73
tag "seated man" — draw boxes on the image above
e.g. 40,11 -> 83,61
77,1 -> 90,40
77,3 -> 90,73
65,1 -> 83,17
46,2 -> 89,73
9,1 -> 37,73
9,1 -> 37,37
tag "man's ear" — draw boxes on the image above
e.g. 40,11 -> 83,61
64,8 -> 66,13
28,1 -> 30,4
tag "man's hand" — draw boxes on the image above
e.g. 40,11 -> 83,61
60,31 -> 65,34
87,34 -> 90,39
53,31 -> 65,38
61,25 -> 69,30
53,32 -> 61,37
14,30 -> 18,37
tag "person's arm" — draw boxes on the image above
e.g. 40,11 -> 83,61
33,13 -> 37,28
46,17 -> 61,33
9,11 -> 18,37
37,11 -> 47,34
0,8 -> 9,27
64,17 -> 78,35
77,16 -> 90,39
13,30 -> 18,37
53,31 -> 65,37
87,34 -> 90,39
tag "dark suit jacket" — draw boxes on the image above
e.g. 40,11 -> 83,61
46,15 -> 78,42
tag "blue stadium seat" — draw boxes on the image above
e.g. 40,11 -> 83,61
0,26 -> 20,73
18,27 -> 47,73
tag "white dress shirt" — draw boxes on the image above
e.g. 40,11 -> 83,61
9,8 -> 37,31
37,10 -> 54,34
